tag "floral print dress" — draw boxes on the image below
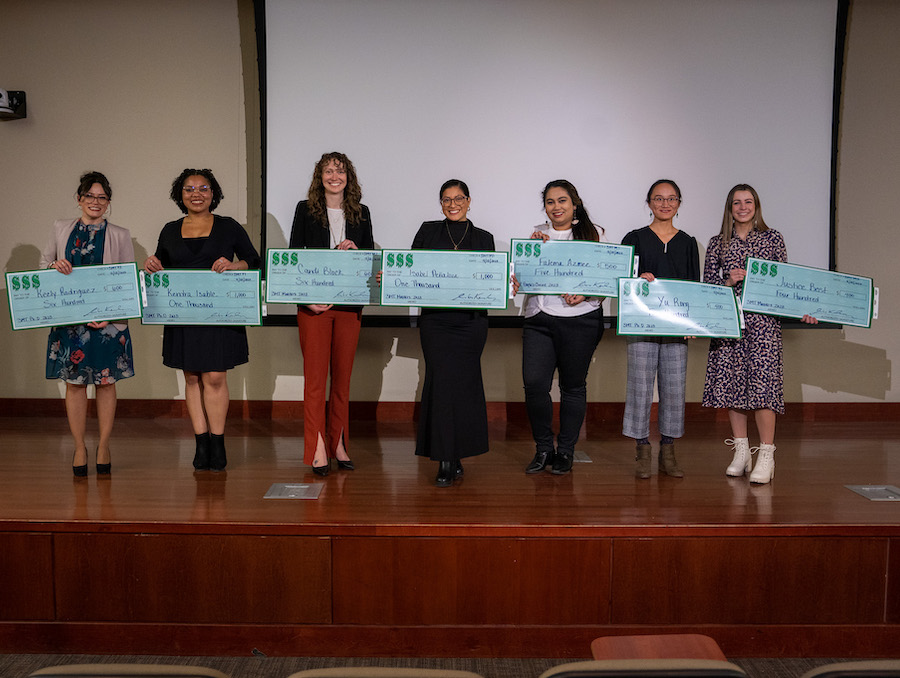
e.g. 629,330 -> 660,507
702,228 -> 787,414
45,221 -> 135,385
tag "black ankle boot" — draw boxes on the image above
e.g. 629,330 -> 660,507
209,433 -> 227,472
435,461 -> 454,487
551,450 -> 573,475
193,432 -> 211,470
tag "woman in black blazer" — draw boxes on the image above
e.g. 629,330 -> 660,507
412,179 -> 495,487
289,152 -> 374,475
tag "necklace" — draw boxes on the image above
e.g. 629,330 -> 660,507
446,220 -> 470,250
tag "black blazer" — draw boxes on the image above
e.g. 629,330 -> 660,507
289,201 -> 374,249
412,220 -> 495,251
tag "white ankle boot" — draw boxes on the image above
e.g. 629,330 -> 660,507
725,438 -> 753,477
750,443 -> 776,484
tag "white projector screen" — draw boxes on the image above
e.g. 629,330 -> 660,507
264,0 -> 837,308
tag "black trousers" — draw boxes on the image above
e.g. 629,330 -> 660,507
522,309 -> 603,456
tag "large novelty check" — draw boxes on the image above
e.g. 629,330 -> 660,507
617,278 -> 742,338
380,250 -> 509,309
6,263 -> 142,331
740,257 -> 874,327
140,269 -> 262,326
510,239 -> 635,297
265,248 -> 380,305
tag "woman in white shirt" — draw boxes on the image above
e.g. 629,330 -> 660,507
513,180 -> 605,475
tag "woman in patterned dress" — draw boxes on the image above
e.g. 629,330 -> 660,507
702,184 -> 816,484
41,171 -> 135,476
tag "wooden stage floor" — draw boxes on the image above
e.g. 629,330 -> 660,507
1,415 -> 899,658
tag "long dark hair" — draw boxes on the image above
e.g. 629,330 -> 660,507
306,152 -> 363,227
541,179 -> 601,241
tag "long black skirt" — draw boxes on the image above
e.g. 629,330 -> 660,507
415,310 -> 489,461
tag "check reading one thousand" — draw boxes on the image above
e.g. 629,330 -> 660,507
617,278 -> 742,338
140,269 -> 262,326
6,263 -> 142,331
380,250 -> 509,309
265,248 -> 380,305
510,239 -> 635,297
740,257 -> 874,328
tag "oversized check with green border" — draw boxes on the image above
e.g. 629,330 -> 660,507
740,257 -> 874,327
265,248 -> 380,305
380,250 -> 509,309
140,269 -> 261,326
510,239 -> 635,297
617,278 -> 742,338
6,263 -> 141,331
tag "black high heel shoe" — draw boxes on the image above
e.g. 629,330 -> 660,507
336,459 -> 355,471
96,447 -> 111,475
312,460 -> 330,476
72,450 -> 87,477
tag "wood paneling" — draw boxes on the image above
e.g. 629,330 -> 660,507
888,537 -> 900,623
610,537 -> 887,624
53,533 -> 331,623
0,533 -> 54,620
332,537 -> 611,625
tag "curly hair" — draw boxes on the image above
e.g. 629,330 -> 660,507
718,183 -> 769,245
77,171 -> 112,200
541,179 -> 602,241
306,152 -> 363,227
169,168 -> 224,214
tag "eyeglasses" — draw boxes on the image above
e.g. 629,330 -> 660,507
183,185 -> 211,194
81,194 -> 109,204
441,196 -> 468,206
651,196 -> 680,205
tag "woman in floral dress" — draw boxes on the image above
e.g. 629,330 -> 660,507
41,171 -> 135,476
702,184 -> 816,484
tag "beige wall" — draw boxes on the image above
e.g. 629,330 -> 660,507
0,0 -> 894,405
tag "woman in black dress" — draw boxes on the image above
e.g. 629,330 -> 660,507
144,169 -> 260,471
412,179 -> 495,487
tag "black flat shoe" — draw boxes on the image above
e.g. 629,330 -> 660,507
312,461 -> 330,477
551,452 -> 573,475
435,461 -> 454,487
337,459 -> 355,471
525,450 -> 554,475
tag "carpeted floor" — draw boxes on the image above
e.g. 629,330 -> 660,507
0,654 -> 859,678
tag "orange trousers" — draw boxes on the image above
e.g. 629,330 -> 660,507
297,306 -> 362,465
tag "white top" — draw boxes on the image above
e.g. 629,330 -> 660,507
327,207 -> 345,247
522,222 -> 605,318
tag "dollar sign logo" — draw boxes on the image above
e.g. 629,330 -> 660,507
622,281 -> 630,295
290,252 -> 298,266
162,273 -> 169,288
11,277 -> 20,291
761,262 -> 769,276
534,243 -> 541,257
642,282 -> 649,296
751,261 -> 759,275
386,253 -> 394,267
22,276 -> 30,290
32,274 -> 40,289
405,253 -> 414,267
515,243 -> 523,256
769,264 -> 778,277
524,243 -> 532,256
271,251 -> 278,266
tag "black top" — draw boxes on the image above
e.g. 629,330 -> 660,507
289,201 -> 374,249
622,226 -> 700,281
154,215 -> 261,270
412,219 -> 495,252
